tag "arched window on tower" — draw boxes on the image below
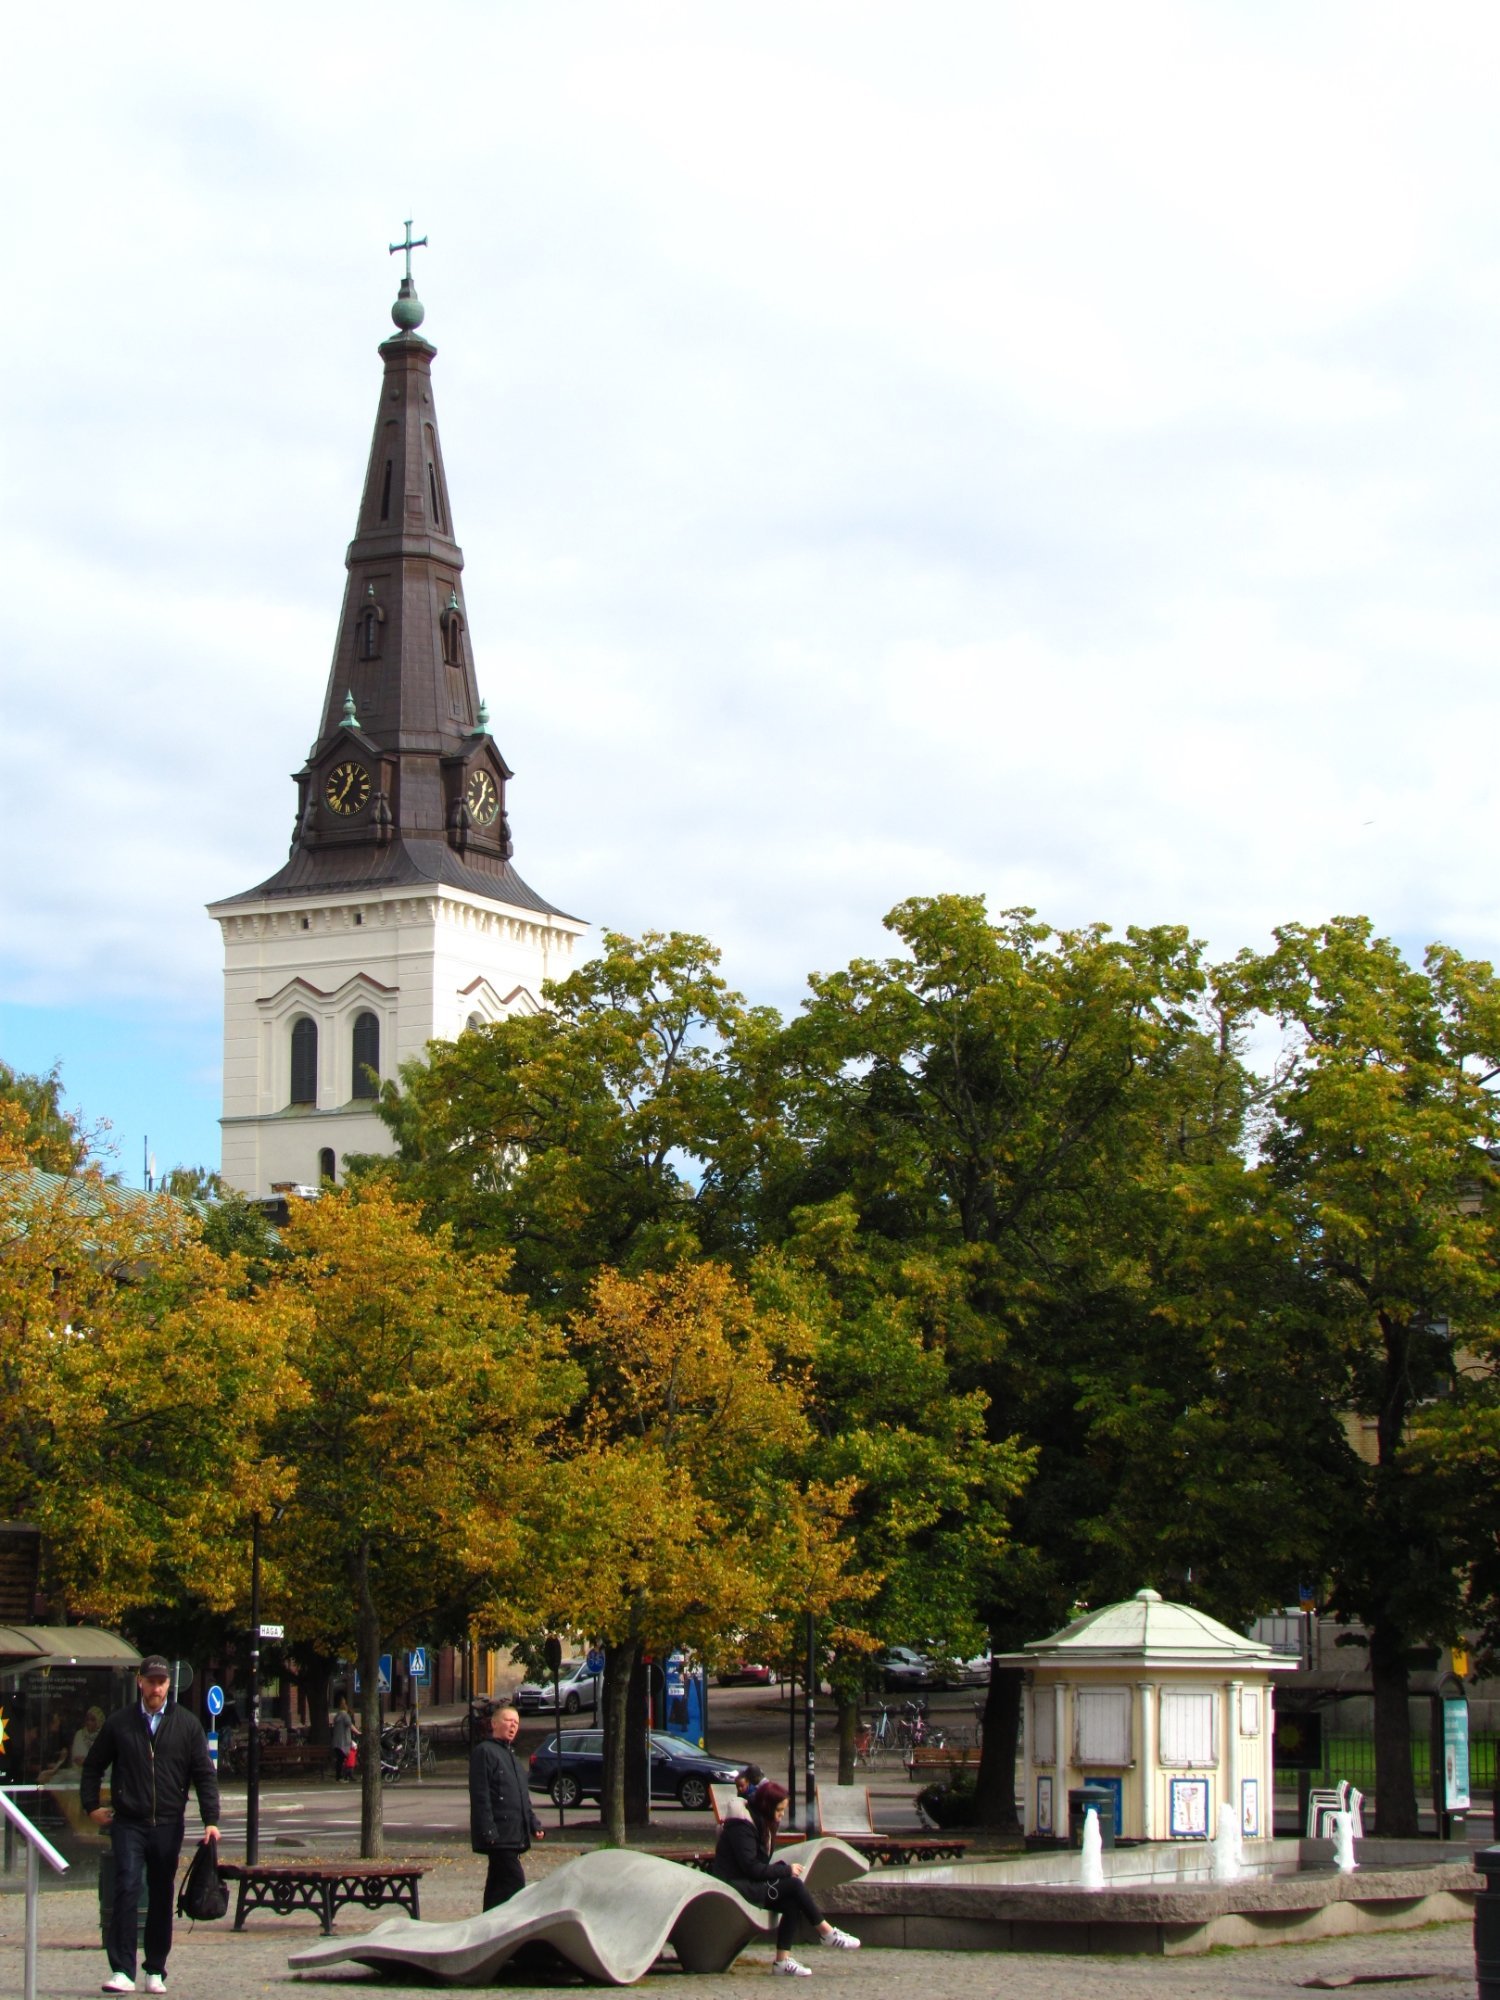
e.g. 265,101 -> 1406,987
441,606 -> 464,667
352,1011 -> 380,1099
290,1017 -> 318,1106
360,603 -> 384,659
319,1148 -> 337,1185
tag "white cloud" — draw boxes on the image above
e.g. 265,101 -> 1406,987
5,0 -> 1500,1165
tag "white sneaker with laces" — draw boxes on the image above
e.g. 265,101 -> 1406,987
820,1927 -> 861,1950
771,1957 -> 813,1976
144,1975 -> 167,1994
101,1974 -> 135,1995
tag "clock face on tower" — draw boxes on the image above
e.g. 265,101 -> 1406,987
464,768 -> 500,826
325,761 -> 371,815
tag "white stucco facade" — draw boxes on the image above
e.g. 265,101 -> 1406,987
211,880 -> 587,1195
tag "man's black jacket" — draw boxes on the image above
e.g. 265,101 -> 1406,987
80,1702 -> 220,1828
468,1737 -> 541,1853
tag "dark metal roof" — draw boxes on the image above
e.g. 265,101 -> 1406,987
216,835 -> 577,919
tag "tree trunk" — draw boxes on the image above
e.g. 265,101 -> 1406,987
299,1654 -> 334,1746
835,1692 -> 859,1786
356,1537 -> 384,1859
974,1666 -> 1023,1833
1370,1622 -> 1419,1837
600,1639 -> 638,1846
625,1649 -> 651,1829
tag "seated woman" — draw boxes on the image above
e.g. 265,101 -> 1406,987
709,1779 -> 860,1977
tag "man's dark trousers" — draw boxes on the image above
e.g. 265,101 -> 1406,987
109,1818 -> 184,1979
482,1849 -> 526,1909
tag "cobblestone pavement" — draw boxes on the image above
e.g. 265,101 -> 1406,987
0,1847 -> 1481,2000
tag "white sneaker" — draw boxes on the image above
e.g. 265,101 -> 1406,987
101,1975 -> 135,1995
820,1927 -> 861,1950
771,1958 -> 813,1976
144,1976 -> 167,1994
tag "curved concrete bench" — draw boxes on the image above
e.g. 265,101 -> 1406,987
287,1839 -> 870,1985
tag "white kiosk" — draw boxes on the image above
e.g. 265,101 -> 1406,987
1002,1587 -> 1295,1843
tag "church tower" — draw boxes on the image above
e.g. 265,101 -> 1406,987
209,234 -> 585,1195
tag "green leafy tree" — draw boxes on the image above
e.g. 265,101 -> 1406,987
1233,918 -> 1500,1834
751,1199 -> 1030,1781
750,896 -> 1311,1827
372,932 -> 760,1306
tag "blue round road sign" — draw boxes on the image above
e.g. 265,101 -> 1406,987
207,1684 -> 225,1716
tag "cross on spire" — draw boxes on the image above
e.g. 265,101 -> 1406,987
388,219 -> 428,282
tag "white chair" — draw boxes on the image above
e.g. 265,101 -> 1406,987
813,1784 -> 883,1843
1306,1781 -> 1348,1838
708,1783 -> 739,1824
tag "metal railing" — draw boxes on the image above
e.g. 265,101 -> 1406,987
0,1786 -> 70,2000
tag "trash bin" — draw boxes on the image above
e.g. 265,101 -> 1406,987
1068,1785 -> 1117,1850
98,1847 -> 150,1950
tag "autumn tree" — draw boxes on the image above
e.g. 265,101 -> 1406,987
516,1260 -> 837,1842
0,1060 -> 88,1174
0,1129 -> 302,1622
263,1185 -> 578,1857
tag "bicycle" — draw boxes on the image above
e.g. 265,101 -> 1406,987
382,1724 -> 438,1781
854,1701 -> 895,1768
898,1699 -> 946,1753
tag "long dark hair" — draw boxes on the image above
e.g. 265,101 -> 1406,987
749,1779 -> 787,1853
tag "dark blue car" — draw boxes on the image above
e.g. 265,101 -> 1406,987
527,1729 -> 743,1810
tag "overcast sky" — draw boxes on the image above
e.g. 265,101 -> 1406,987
5,1 -> 1500,1180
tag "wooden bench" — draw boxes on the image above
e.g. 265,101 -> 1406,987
812,1782 -> 971,1866
217,1861 -> 425,1935
906,1743 -> 983,1780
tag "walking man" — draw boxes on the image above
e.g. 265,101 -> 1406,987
468,1703 -> 544,1909
81,1654 -> 221,1995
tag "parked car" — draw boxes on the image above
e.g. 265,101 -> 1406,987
528,1729 -> 744,1810
715,1661 -> 775,1687
956,1649 -> 994,1686
512,1659 -> 601,1715
875,1645 -> 934,1691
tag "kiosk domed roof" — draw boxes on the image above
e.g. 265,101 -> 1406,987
1013,1587 -> 1289,1670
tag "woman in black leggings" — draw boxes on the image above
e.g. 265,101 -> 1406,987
710,1780 -> 861,1976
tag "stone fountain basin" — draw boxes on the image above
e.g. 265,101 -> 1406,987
821,1839 -> 1481,1956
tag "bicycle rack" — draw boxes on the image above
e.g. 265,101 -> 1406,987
1,1785 -> 70,2000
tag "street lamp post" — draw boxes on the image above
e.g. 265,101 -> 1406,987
246,1515 -> 262,1865
805,1612 -> 816,1833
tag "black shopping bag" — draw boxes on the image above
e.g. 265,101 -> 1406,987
176,1835 -> 229,1922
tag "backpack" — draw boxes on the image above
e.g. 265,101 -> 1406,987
176,1835 -> 229,1922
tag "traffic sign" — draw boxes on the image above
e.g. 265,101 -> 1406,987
409,1647 -> 428,1681
258,1624 -> 285,1640
206,1685 -> 225,1716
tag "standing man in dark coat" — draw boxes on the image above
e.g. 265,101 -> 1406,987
81,1654 -> 221,1995
468,1703 -> 544,1909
